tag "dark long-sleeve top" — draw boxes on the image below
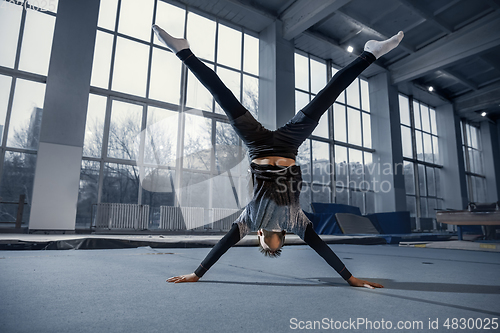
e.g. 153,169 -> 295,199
193,163 -> 352,281
194,223 -> 351,280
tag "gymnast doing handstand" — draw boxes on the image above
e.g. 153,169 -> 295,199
152,23 -> 404,289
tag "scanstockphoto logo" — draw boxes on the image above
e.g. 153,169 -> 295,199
276,159 -> 404,194
1,0 -> 57,12
276,176 -> 395,194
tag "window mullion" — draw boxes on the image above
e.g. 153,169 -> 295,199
462,120 -> 473,201
408,96 -> 422,227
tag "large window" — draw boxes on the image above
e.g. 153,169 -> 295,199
78,0 -> 259,228
0,2 -> 57,226
399,94 -> 443,230
461,122 -> 486,203
295,52 -> 373,214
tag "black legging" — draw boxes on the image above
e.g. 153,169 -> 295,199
177,49 -> 375,123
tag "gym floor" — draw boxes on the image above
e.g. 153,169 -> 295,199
1,243 -> 499,333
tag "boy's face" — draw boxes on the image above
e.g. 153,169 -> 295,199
258,229 -> 283,252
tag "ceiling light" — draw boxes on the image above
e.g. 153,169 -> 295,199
347,46 -> 353,53
481,112 -> 487,117
428,86 -> 434,92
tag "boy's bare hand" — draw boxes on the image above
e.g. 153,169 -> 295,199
167,273 -> 200,283
347,276 -> 384,289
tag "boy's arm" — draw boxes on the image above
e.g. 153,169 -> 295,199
302,223 -> 383,288
167,223 -> 242,283
302,223 -> 352,280
194,223 -> 242,278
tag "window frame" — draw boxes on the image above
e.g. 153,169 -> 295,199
399,94 -> 443,230
78,0 -> 260,227
294,50 -> 374,214
0,2 -> 58,226
461,120 -> 486,203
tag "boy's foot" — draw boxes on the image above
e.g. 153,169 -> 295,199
152,24 -> 189,53
364,31 -> 404,59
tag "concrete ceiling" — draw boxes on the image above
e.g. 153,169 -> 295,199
173,0 -> 500,122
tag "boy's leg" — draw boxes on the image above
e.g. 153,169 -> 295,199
177,49 -> 271,145
277,32 -> 404,148
177,49 -> 247,123
299,51 -> 376,123
275,51 -> 376,148
301,31 -> 404,123
153,25 -> 267,146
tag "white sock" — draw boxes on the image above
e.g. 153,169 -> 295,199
152,24 -> 189,53
364,31 -> 404,59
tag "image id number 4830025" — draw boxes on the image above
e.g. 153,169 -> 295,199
441,317 -> 498,330
1,0 -> 57,12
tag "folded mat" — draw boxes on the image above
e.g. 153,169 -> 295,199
335,213 -> 380,234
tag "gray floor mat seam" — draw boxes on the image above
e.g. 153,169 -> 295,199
347,289 -> 500,317
332,250 -> 500,265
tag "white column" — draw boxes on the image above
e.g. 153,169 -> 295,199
368,72 -> 406,212
480,121 -> 500,202
258,21 -> 295,129
436,104 -> 468,211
